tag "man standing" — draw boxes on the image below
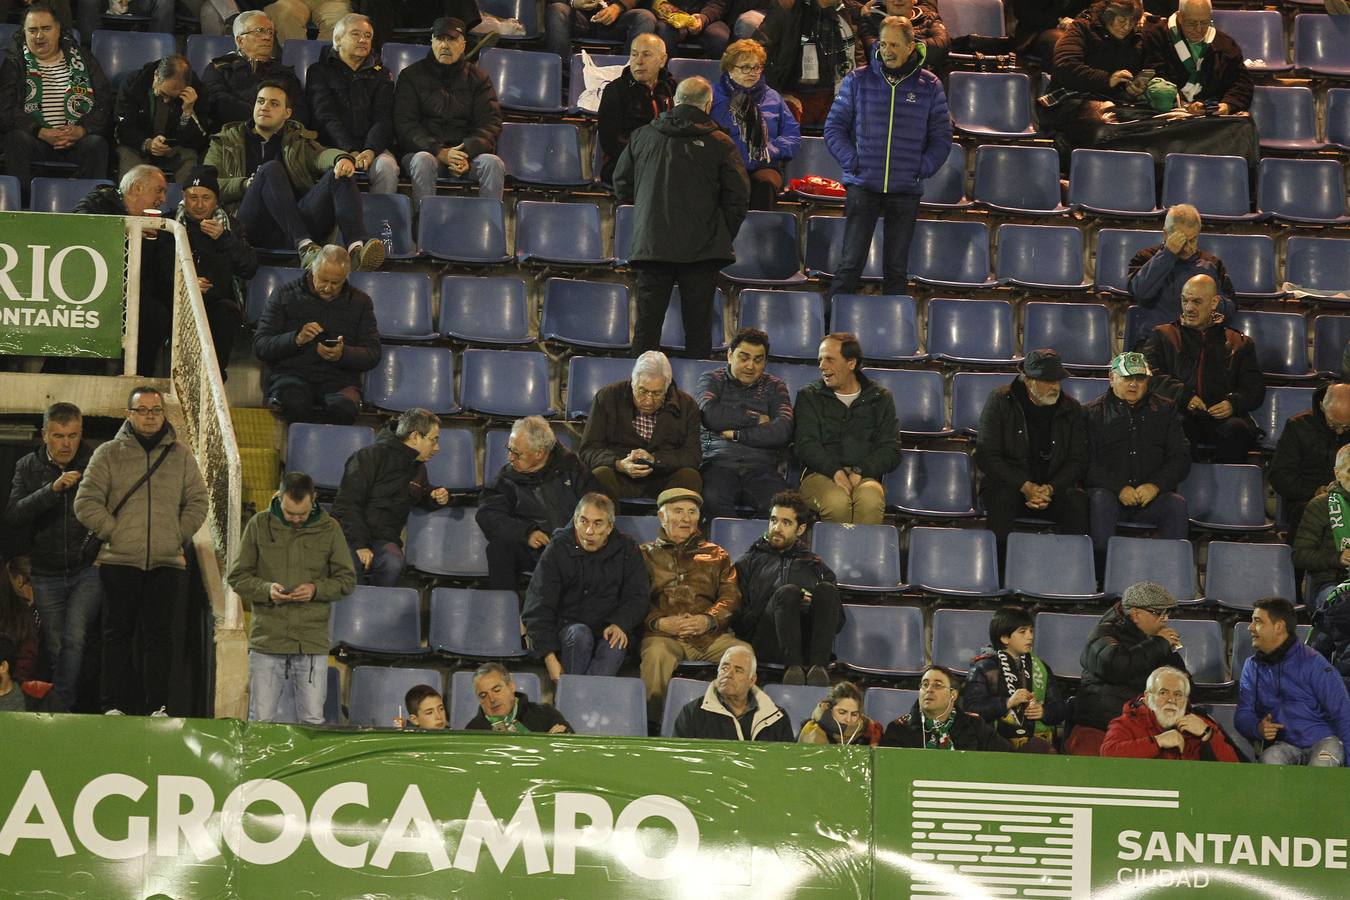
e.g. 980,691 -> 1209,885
673,645 -> 794,741
614,76 -> 749,362
74,387 -> 209,716
1293,445 -> 1350,609
113,55 -> 208,184
734,490 -> 841,688
1101,665 -> 1239,761
1271,383 -> 1350,537
332,408 -> 449,586
1127,204 -> 1235,344
793,333 -> 901,524
823,15 -> 951,299
227,472 -> 355,724
757,0 -> 866,127
596,34 -> 674,185
203,12 -> 309,128
880,666 -> 1012,751
522,493 -> 650,681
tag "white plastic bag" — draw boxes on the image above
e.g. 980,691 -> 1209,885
578,49 -> 626,113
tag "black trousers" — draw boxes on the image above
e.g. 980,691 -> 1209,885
99,564 -> 184,714
981,484 -> 1090,542
485,539 -> 541,591
631,259 -> 721,360
749,583 -> 842,668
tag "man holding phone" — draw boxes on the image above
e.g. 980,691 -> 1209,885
114,54 -> 208,184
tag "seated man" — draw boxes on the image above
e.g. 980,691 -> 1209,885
961,606 -> 1066,754
732,491 -> 841,687
673,645 -> 794,741
1127,204 -> 1235,345
114,55 -> 208,185
696,328 -> 793,521
0,636 -> 66,713
1141,0 -> 1252,116
858,0 -> 949,77
1101,665 -> 1239,761
203,12 -> 310,128
77,0 -> 172,43
579,351 -> 703,502
1294,445 -> 1350,609
1069,582 -> 1187,755
253,245 -> 382,424
398,684 -> 446,729
650,0 -> 732,59
793,333 -> 901,525
478,416 -> 600,591
332,408 -> 449,585
393,17 -> 505,210
1273,384 -> 1350,539
1237,596 -> 1350,767
880,666 -> 1011,751
596,34 -> 675,185
544,0 -> 657,65
975,349 -> 1090,572
464,662 -> 574,733
306,13 -> 398,196
205,81 -> 385,270
522,493 -> 650,681
356,0 -> 483,53
265,0 -> 352,43
639,488 -> 747,721
755,0 -> 864,126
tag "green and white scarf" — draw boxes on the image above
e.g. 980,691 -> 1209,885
997,650 -> 1052,741
486,699 -> 528,734
1327,487 -> 1350,554
921,713 -> 956,750
1168,12 -> 1214,103
22,41 -> 95,127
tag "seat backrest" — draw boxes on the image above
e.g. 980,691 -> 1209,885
1259,158 -> 1348,223
907,527 -> 1001,596
909,220 -> 993,286
1168,619 -> 1229,687
1104,536 -> 1196,602
348,271 -> 433,340
331,585 -> 423,654
1250,85 -> 1318,143
723,211 -> 803,281
405,507 -> 490,578
285,423 -> 373,490
1294,12 -> 1350,70
1230,310 -> 1310,376
660,677 -> 710,737
884,449 -> 977,517
361,193 -> 417,258
764,683 -> 830,735
541,278 -> 631,350
813,523 -> 903,590
245,265 -> 302,324
567,52 -> 626,112
498,122 -> 587,186
1254,385 -> 1317,452
347,666 -> 441,727
832,295 -> 921,362
835,604 -> 926,674
1314,313 -> 1350,374
804,215 -> 884,280
566,356 -> 634,418
1162,153 -> 1253,218
922,143 -> 969,207
939,0 -> 1006,38
280,37 -> 325,88
768,363 -> 822,403
931,608 -> 995,674
973,145 -> 1062,212
863,687 -> 918,726
555,674 -> 647,736
1061,376 -> 1108,406
92,30 -> 175,85
479,47 -> 561,112
1286,236 -> 1350,294
479,0 -> 541,36
428,587 -> 526,656
1068,148 -> 1158,214
363,345 -> 459,414
1211,9 -> 1286,67
950,371 -> 1012,434
1203,542 -> 1295,610
927,297 -> 1015,361
186,33 -> 236,77
515,200 -> 605,263
862,368 -> 946,435
461,348 -> 554,417
1021,301 -> 1110,367
29,177 -> 110,213
784,135 -> 844,184
1005,533 -> 1100,599
1196,233 -> 1277,297
995,224 -> 1087,288
737,290 -> 825,360
418,196 -> 508,263
1328,88 -> 1350,147
1032,612 -> 1099,679
948,70 -> 1029,134
423,427 -> 479,491
708,518 -> 768,563
1180,463 -> 1268,528
614,514 -> 660,544
439,275 -> 532,344
660,287 -> 727,354
448,670 -> 542,730
1094,229 -> 1164,294
380,41 -> 426,80
0,175 -> 19,211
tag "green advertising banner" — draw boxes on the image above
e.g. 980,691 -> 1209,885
0,212 -> 126,358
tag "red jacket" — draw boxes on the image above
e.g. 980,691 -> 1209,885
1100,697 -> 1238,762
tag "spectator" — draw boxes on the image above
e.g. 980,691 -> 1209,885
1140,0 -> 1253,115
306,13 -> 398,196
356,0 -> 483,53
793,333 -> 901,525
755,0 -> 865,127
253,245 -> 381,424
975,349 -> 1090,573
1293,445 -> 1350,609
1271,383 -> 1350,537
673,645 -> 794,740
177,0 -> 233,36
1142,273 -> 1265,463
1010,0 -> 1086,62
4,403 -> 100,707
710,39 -> 800,211
1083,352 -> 1190,573
0,636 -> 65,713
639,487 -> 747,721
203,12 -> 310,129
1068,581 -> 1187,754
615,76 -> 749,361
0,4 -> 112,205
114,55 -> 208,185
857,0 -> 949,77
578,351 -> 703,503
696,328 -> 792,520
205,81 -> 385,272
1238,596 -> 1350,766
176,165 -> 259,381
1042,0 -> 1146,146
732,490 -> 841,686
596,34 -> 675,186
798,680 -> 883,745
0,0 -> 72,32
1101,665 -> 1239,761
398,683 -> 447,729
1127,205 -> 1236,343
393,17 -> 505,209
227,472 -> 355,724
823,15 -> 951,300
77,0 -> 172,43
961,606 -> 1066,753
522,493 -> 649,681
265,0 -> 352,43
74,386 -> 209,716
0,558 -> 42,684
544,0 -> 657,66
651,0 -> 731,60
880,667 -> 1012,751
478,417 -> 600,591
464,662 -> 574,733
332,408 -> 450,586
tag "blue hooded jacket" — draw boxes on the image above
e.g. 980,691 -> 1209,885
1236,637 -> 1350,760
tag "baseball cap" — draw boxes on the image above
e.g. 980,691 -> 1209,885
1121,581 -> 1177,614
1110,352 -> 1151,378
1022,348 -> 1068,382
656,487 -> 702,509
431,16 -> 465,38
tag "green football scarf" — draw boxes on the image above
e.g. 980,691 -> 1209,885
23,41 -> 94,127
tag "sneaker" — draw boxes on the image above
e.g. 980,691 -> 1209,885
150,706 -> 169,717
356,239 -> 385,272
298,241 -> 321,269
806,665 -> 831,687
782,665 -> 806,685
104,708 -> 125,716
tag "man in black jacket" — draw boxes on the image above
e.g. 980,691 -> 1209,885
114,55 -> 209,185
732,491 -> 840,687
332,408 -> 450,586
615,76 -> 749,362
880,667 -> 1012,751
1271,383 -> 1350,536
673,645 -> 795,741
596,33 -> 675,185
1127,205 -> 1235,345
357,0 -> 482,53
1143,274 -> 1265,463
477,416 -> 600,590
203,11 -> 310,128
1140,0 -> 1253,115
464,662 -> 574,733
3,403 -> 99,709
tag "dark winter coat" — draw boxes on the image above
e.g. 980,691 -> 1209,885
331,425 -> 441,550
201,50 -> 307,130
756,0 -> 865,94
5,443 -> 95,577
1292,489 -> 1350,598
356,0 -> 483,51
1271,383 -> 1350,524
578,381 -> 703,475
204,119 -> 352,209
0,30 -> 112,138
392,54 -> 502,158
879,702 -> 1013,751
114,60 -> 210,154
975,378 -> 1088,494
305,46 -> 395,155
1075,603 -> 1188,731
673,682 -> 795,741
1083,390 -> 1191,494
961,646 -> 1067,727
858,1 -> 950,76
476,444 -> 599,548
1140,16 -> 1253,113
1127,246 -> 1236,340
1236,635 -> 1350,753
252,273 -> 381,394
464,692 -> 574,733
732,536 -> 837,639
181,210 -> 259,309
1100,695 -> 1239,761
696,366 -> 793,470
1052,15 -> 1144,100
1143,320 -> 1265,418
792,373 -> 902,480
596,65 -> 676,184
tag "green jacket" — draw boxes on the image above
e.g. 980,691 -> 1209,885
792,374 -> 902,480
227,498 -> 356,655
203,119 -> 351,210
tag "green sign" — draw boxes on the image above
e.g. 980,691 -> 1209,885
0,212 -> 126,357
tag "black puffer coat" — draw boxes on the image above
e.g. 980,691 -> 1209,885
476,444 -> 599,547
1075,603 -> 1188,731
5,443 -> 95,576
332,425 -> 440,550
304,45 -> 395,154
392,53 -> 501,158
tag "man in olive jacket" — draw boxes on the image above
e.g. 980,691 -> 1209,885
614,76 -> 749,361
74,387 -> 208,716
228,472 -> 355,724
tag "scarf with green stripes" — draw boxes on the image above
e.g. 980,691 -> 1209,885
23,40 -> 95,127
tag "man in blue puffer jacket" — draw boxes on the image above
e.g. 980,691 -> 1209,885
823,14 -> 950,299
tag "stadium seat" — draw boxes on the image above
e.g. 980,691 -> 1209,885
480,0 -> 542,39
29,177 -> 110,213
565,356 -> 633,418
0,176 -> 18,211
185,33 -> 234,77
331,586 -> 427,656
931,608 -> 995,674
1168,619 -> 1231,689
764,684 -> 829,734
1286,236 -> 1350,299
555,675 -> 647,736
1328,88 -> 1350,150
1180,464 -> 1273,532
461,349 -> 557,418
91,30 -> 175,85
910,220 -> 997,289
541,278 -> 630,350
347,271 -> 435,342
1211,9 -> 1291,73
1231,622 -> 1311,686
784,136 -> 844,202
926,297 -> 1019,366
972,145 -> 1067,215
244,265 -> 301,324
405,506 -> 490,578
449,670 -> 542,729
380,41 -> 425,80
1201,542 -> 1296,611
831,294 -> 925,363
907,527 -> 1007,598
768,363 -> 821,402
280,37 -> 325,88
722,211 -> 807,284
947,71 -> 1035,138
439,275 -> 533,345
614,514 -> 660,545
835,604 -> 926,675
613,203 -> 634,264
737,290 -> 825,360
1249,85 -> 1326,152
285,423 -> 372,491
863,687 -> 917,725
418,196 -> 512,264
1021,301 -> 1111,370
1229,310 -> 1313,379
499,122 -> 590,188
479,47 -> 563,114
660,677 -> 710,737
429,587 -> 526,657
921,143 -> 972,209
1161,153 -> 1264,222
1068,149 -> 1161,218
360,193 -> 418,260
803,215 -> 883,282
1253,385 -> 1317,451
863,368 -> 950,438
708,518 -> 767,562
813,523 -> 904,592
1195,233 -> 1280,300
884,448 -> 979,519
666,57 -> 721,83
1314,314 -> 1350,374
423,427 -> 478,492
515,200 -> 612,265
1207,703 -> 1256,762
364,345 -> 459,414
566,52 -> 626,113
666,359 -> 714,396
950,371 -> 1011,434
1104,536 -> 1199,605
1005,533 -> 1107,603
1293,13 -> 1350,78
1061,376 -> 1108,406
660,288 -> 727,354
1093,229 -> 1163,295
1258,158 -> 1350,225
347,666 -> 440,727
1032,612 -> 1098,680
996,225 -> 1090,291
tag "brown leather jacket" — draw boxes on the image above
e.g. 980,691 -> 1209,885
641,528 -> 740,650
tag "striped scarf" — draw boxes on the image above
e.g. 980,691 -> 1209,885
23,41 -> 94,127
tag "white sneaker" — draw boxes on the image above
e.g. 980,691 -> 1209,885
150,706 -> 169,717
104,709 -> 125,716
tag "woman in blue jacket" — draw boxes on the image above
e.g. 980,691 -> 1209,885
710,39 -> 801,210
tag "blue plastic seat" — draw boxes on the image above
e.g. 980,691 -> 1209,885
541,278 -> 630,350
479,47 -> 563,114
347,271 -> 435,341
863,687 -> 918,725
1259,158 -> 1350,225
0,175 -> 18,211
666,57 -> 721,82
515,200 -> 612,265
1061,376 -> 1108,406
380,41 -> 426,80
566,52 -> 626,113
950,371 -> 1011,434
1254,386 -> 1317,452
921,143 -> 972,209
244,265 -> 301,324
565,356 -> 634,418
862,368 -> 950,438
331,586 -> 427,656
973,145 -> 1066,215
360,192 -> 418,260
1314,314 -> 1350,374
1022,301 -> 1112,371
1006,533 -> 1107,602
1287,236 -> 1350,299
907,527 -> 1007,598
947,71 -> 1034,138
835,604 -> 926,675
1294,13 -> 1350,77
1068,149 -> 1161,218
29,177 -> 110,213
91,30 -> 175,84
1211,9 -> 1291,73
406,507 -> 490,577
737,290 -> 825,360
784,136 -> 845,202
1195,233 -> 1280,300
910,220 -> 997,288
347,666 -> 441,727
613,203 -> 634,265
1180,464 -> 1273,532
1328,88 -> 1350,150
813,523 -> 904,592
931,608 -> 995,674
660,287 -> 727,355
830,295 -> 924,363
764,683 -> 829,733
614,514 -> 660,545
461,349 -> 557,418
448,670 -> 542,729
1230,310 -> 1313,379
722,211 -> 806,284
555,674 -> 647,736
286,423 -> 373,491
1202,542 -> 1296,612
1104,536 -> 1199,605
996,224 -> 1089,291
1250,85 -> 1326,152
1093,228 -> 1163,295
418,196 -> 511,264
884,448 -> 979,519
364,345 -> 460,414
480,0 -> 542,39
1162,154 -> 1264,222
941,0 -> 1006,39
659,676 -> 710,737
708,517 -> 767,563
1032,612 -> 1098,680
422,427 -> 479,492
185,33 -> 235,77
499,122 -> 590,188
439,275 -> 533,345
768,363 -> 822,403
429,587 -> 527,657
927,297 -> 1019,366
281,37 -> 325,88
803,215 -> 887,283
1168,619 -> 1231,689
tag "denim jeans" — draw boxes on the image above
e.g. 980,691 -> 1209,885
1259,736 -> 1345,767
248,650 -> 327,725
559,622 -> 628,677
350,539 -> 405,587
237,161 -> 367,250
829,185 -> 921,299
30,568 -> 103,706
545,3 -> 657,63
700,463 -> 789,521
402,151 -> 506,209
1087,487 -> 1189,553
367,150 -> 400,195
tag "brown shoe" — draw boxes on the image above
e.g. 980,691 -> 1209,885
356,240 -> 385,271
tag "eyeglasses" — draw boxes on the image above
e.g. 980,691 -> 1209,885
733,64 -> 764,74
241,26 -> 275,37
129,406 -> 164,416
634,386 -> 667,399
505,445 -> 524,459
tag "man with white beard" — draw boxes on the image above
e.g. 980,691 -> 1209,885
1100,666 -> 1239,762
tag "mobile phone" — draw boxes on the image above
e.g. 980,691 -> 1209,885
1140,68 -> 1155,81
320,337 -> 341,348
